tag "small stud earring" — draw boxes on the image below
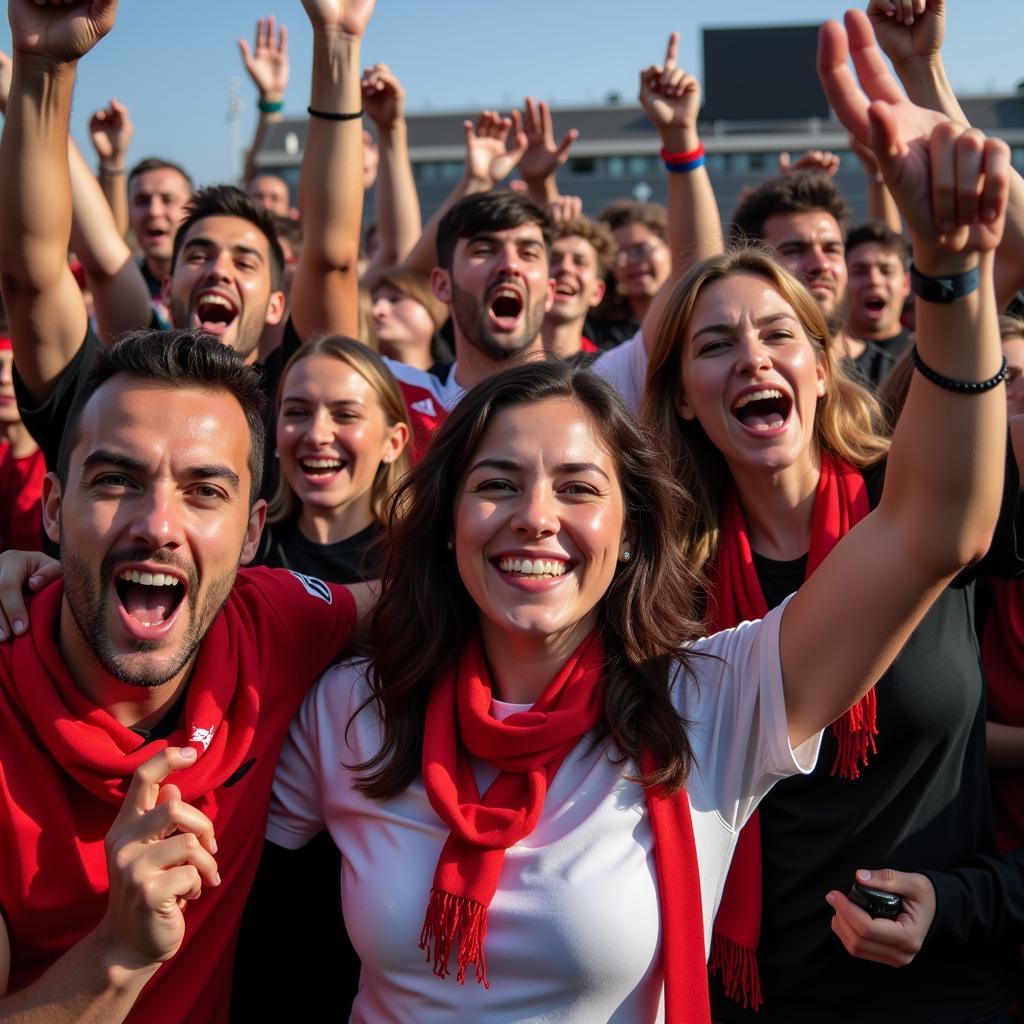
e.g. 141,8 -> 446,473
622,550 -> 631,562
447,540 -> 454,551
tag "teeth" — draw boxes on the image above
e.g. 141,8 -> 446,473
734,388 -> 784,410
118,570 -> 180,587
497,557 -> 568,577
198,294 -> 234,309
301,458 -> 343,470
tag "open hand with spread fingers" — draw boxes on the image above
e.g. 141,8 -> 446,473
517,97 -> 578,190
462,110 -> 528,189
818,10 -> 1009,262
238,16 -> 289,102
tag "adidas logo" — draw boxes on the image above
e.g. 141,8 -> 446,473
411,397 -> 437,417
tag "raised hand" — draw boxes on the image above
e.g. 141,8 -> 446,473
300,0 -> 375,37
98,748 -> 220,967
546,195 -> 584,225
238,16 -> 289,101
517,97 -> 578,190
361,63 -> 404,132
867,0 -> 943,71
89,98 -> 132,167
818,10 -> 1009,258
8,0 -> 119,64
462,110 -> 528,189
638,32 -> 701,149
778,149 -> 841,177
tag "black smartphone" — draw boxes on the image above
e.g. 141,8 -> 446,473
848,882 -> 903,920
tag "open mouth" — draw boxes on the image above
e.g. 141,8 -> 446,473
115,569 -> 186,629
297,455 -> 347,479
193,292 -> 239,335
862,296 -> 887,317
495,556 -> 570,579
731,388 -> 793,433
487,287 -> 524,332
554,282 -> 577,299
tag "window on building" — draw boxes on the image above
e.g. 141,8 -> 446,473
568,156 -> 595,175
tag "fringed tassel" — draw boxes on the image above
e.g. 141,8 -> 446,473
709,933 -> 763,1011
830,689 -> 879,780
419,887 -> 490,988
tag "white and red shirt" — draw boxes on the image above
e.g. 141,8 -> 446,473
383,360 -> 465,463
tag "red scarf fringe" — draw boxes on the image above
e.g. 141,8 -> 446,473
420,888 -> 490,987
709,933 -> 763,1010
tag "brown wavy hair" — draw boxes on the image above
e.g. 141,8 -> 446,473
355,360 -> 708,800
643,247 -> 891,572
267,335 -> 411,526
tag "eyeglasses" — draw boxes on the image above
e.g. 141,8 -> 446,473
614,242 -> 664,267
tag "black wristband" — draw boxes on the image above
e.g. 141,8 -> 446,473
909,262 -> 981,304
911,345 -> 1008,394
307,106 -> 363,121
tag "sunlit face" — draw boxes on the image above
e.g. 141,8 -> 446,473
0,346 -> 20,426
44,379 -> 265,688
432,224 -> 554,363
454,398 -> 629,649
276,355 -> 407,516
548,235 -> 606,325
762,211 -> 847,324
611,223 -> 670,303
679,274 -> 827,476
166,215 -> 285,363
129,168 -> 192,263
371,285 -> 436,357
845,242 -> 909,339
248,174 -> 291,217
1003,333 -> 1024,419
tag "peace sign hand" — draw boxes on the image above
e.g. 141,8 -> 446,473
639,32 -> 701,150
97,748 -> 220,968
818,10 -> 1009,262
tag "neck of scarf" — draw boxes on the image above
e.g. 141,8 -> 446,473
708,450 -> 872,1010
419,629 -> 711,1023
9,580 -> 261,806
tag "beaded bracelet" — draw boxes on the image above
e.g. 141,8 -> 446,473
911,345 -> 1008,394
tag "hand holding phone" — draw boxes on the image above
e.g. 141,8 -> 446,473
848,881 -> 903,920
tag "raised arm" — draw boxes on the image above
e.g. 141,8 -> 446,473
0,749 -> 218,1022
781,9 -> 1009,746
848,133 -> 903,232
516,97 -> 578,207
638,32 -> 724,350
0,1 -> 114,402
360,63 -> 421,275
289,0 -> 373,341
88,98 -> 132,237
238,17 -> 289,189
402,109 -> 527,276
870,0 -> 1024,307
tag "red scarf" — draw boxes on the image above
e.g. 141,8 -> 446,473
982,578 -> 1024,851
419,630 -> 711,1023
708,451 -> 873,1010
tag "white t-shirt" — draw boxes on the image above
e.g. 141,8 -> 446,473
592,330 -> 647,415
268,599 -> 819,1024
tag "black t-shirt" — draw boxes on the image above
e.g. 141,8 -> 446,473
583,315 -> 638,352
711,453 -> 1023,1024
847,328 -> 913,390
13,318 -> 302,503
255,518 -> 382,583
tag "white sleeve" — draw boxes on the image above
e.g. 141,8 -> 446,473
591,330 -> 647,415
266,677 -> 328,849
678,596 -> 821,832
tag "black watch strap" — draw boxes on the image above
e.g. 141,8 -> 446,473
909,262 -> 981,304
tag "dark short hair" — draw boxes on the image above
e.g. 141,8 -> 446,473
552,215 -> 617,276
845,221 -> 909,266
436,191 -> 551,271
127,157 -> 194,193
170,185 -> 286,292
597,199 -> 668,242
57,330 -> 267,506
729,171 -> 852,244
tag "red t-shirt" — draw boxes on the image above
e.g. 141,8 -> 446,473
0,442 -> 46,552
0,567 -> 356,1022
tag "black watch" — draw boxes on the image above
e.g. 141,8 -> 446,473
909,262 -> 981,304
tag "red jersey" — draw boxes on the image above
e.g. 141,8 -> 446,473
0,442 -> 45,553
0,567 -> 356,1023
385,360 -> 464,463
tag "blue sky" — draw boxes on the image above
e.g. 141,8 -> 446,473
1,1 -> 1020,185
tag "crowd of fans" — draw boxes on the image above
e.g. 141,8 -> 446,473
0,0 -> 1022,1021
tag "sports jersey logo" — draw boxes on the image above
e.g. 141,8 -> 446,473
410,397 -> 437,418
190,725 -> 215,751
288,571 -> 332,604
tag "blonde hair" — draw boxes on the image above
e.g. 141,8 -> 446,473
643,247 -> 890,571
268,336 -> 411,526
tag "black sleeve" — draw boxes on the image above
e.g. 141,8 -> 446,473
923,847 -> 1024,948
13,329 -> 100,471
231,835 -> 360,1022
972,430 -> 1024,579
